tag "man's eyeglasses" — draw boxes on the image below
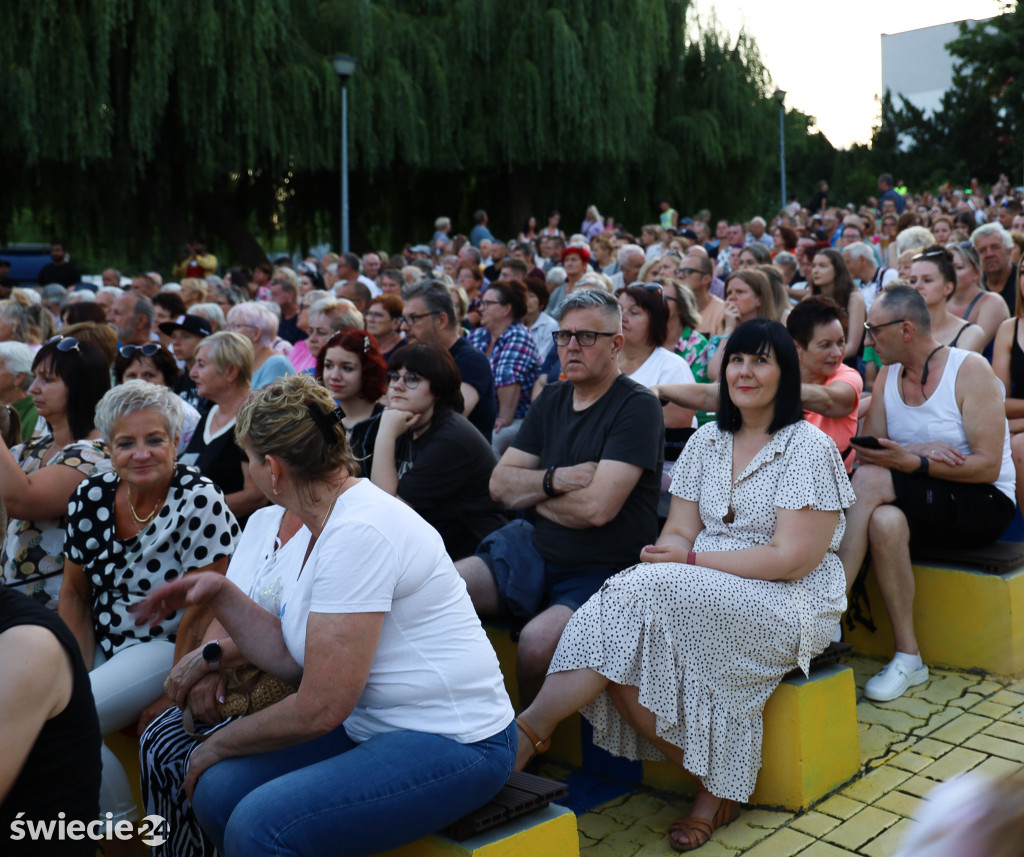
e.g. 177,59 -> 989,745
552,330 -> 617,347
387,371 -> 423,389
400,311 -> 440,326
677,267 -> 703,277
863,318 -> 907,335
118,343 -> 161,358
479,298 -> 505,307
47,335 -> 80,353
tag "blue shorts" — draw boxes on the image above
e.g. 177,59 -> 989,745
475,520 -> 615,617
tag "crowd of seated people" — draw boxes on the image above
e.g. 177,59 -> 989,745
5,177 -> 1024,854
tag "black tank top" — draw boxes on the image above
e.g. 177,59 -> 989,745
0,587 -> 101,856
1011,319 -> 1024,401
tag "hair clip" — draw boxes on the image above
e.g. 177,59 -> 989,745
307,402 -> 346,444
363,335 -> 370,352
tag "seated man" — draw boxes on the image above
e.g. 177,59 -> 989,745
842,284 -> 1015,701
457,288 -> 664,705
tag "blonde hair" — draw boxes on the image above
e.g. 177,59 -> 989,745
180,277 -> 208,306
236,373 -> 359,484
199,331 -> 254,387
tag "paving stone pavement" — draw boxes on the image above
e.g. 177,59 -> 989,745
538,656 -> 1024,857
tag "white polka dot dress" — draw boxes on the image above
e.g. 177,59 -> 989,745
549,420 -> 855,802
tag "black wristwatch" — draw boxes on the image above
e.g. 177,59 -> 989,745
912,455 -> 929,476
202,640 -> 223,668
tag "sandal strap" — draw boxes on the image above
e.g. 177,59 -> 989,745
669,817 -> 713,851
515,717 -> 551,753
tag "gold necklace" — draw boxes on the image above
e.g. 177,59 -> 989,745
319,477 -> 349,531
127,484 -> 163,526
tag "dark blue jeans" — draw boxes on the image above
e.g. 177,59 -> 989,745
192,720 -> 516,856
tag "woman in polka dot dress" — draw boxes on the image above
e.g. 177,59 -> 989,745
515,319 -> 855,852
58,381 -> 239,827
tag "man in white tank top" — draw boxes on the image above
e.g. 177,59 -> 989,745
839,285 -> 1015,702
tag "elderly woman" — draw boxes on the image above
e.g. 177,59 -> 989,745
1,337 -> 111,606
131,374 -> 515,857
226,302 -> 295,389
364,294 -> 406,360
115,342 -> 201,453
0,341 -> 38,439
287,289 -> 332,372
58,381 -> 239,825
468,279 -> 542,453
180,332 -> 265,523
300,296 -> 364,373
514,320 -> 853,853
373,345 -> 507,558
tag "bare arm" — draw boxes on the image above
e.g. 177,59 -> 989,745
974,293 -> 1010,349
953,322 -> 986,354
651,383 -> 718,413
57,561 -> 96,669
800,378 -> 858,419
535,460 -> 643,529
460,382 -> 480,417
489,447 -> 597,510
0,441 -> 93,521
370,409 -> 418,496
0,625 -> 74,802
495,384 -> 520,431
182,610 -> 384,799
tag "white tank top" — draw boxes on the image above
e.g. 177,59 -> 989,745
884,347 -> 1015,502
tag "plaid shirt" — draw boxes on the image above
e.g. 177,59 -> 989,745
468,323 -> 541,418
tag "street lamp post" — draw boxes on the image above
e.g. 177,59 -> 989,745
773,89 -> 787,211
332,55 -> 359,254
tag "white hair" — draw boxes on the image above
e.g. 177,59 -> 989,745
546,266 -> 567,286
972,222 -> 1014,250
0,341 -> 35,386
842,242 -> 877,265
94,380 -> 185,446
617,243 -> 645,265
895,226 -> 936,257
228,302 -> 278,346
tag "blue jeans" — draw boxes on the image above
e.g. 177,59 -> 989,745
192,720 -> 517,856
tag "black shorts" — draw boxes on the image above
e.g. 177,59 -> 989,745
889,471 -> 1015,550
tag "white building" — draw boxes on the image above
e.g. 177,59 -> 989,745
881,18 -> 991,116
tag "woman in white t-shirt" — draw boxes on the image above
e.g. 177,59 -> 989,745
615,282 -> 696,429
132,374 -> 515,857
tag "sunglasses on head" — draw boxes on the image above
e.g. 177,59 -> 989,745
46,335 -> 80,353
118,343 -> 161,358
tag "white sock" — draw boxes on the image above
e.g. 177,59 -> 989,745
892,651 -> 923,670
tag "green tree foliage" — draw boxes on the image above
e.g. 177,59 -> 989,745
1,0 -> 834,268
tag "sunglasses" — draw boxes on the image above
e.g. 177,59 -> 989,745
47,335 -> 80,353
118,343 -> 161,358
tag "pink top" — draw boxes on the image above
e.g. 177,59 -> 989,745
289,340 -> 317,373
804,362 -> 863,473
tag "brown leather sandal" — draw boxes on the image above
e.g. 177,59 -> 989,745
515,717 -> 551,764
668,796 -> 741,852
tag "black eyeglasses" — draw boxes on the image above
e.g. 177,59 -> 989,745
386,371 -> 422,389
677,267 -> 703,277
400,311 -> 439,326
864,318 -> 907,335
552,330 -> 617,347
118,343 -> 161,358
47,335 -> 80,353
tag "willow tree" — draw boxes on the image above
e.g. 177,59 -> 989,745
2,0 -> 826,265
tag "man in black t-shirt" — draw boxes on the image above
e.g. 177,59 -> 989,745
36,240 -> 82,288
400,280 -> 497,441
456,288 -> 664,705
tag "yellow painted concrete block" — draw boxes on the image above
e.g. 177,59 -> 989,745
751,665 -> 861,810
845,563 -> 1024,675
374,804 -> 579,857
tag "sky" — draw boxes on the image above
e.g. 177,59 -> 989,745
701,0 -> 1008,149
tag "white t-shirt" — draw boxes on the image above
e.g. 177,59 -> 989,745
226,505 -> 310,617
629,346 -> 696,388
530,311 -> 559,362
279,479 -> 513,744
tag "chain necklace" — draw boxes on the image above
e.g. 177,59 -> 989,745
127,484 -> 164,527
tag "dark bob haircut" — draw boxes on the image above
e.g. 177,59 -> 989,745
485,279 -> 528,322
316,329 -> 388,402
387,344 -> 464,413
786,295 -> 848,348
113,343 -> 180,387
615,282 -> 669,348
716,318 -> 803,434
32,339 -> 111,440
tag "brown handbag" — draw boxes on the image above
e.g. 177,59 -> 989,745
182,666 -> 299,739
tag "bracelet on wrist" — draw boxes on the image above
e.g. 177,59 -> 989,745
687,550 -> 697,566
542,465 -> 559,498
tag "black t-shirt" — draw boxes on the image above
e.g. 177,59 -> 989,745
1000,263 -> 1019,316
278,313 -> 308,344
174,371 -> 209,414
449,336 -> 497,441
514,375 -> 664,570
180,407 -> 249,520
36,261 -> 82,287
394,407 -> 507,558
0,588 -> 101,856
349,403 -> 384,479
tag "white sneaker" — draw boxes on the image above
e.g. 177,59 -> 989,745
863,658 -> 929,702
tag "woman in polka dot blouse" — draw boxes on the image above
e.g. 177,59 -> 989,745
57,381 -> 239,828
515,319 -> 855,853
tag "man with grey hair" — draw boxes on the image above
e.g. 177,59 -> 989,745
101,268 -> 121,288
456,288 -> 664,706
107,292 -> 154,346
971,222 -> 1017,313
843,241 -> 897,312
746,216 -> 773,249
842,284 -> 1015,701
609,243 -> 645,292
400,280 -> 497,440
